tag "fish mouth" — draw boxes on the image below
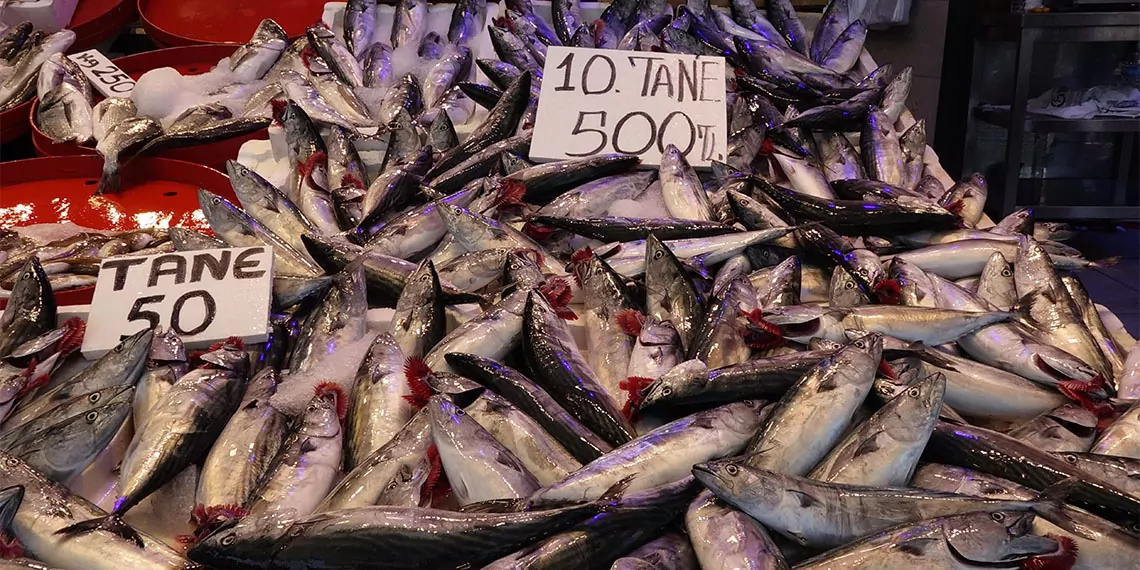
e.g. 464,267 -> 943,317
944,539 -> 1039,569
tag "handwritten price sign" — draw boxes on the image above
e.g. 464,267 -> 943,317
531,46 -> 728,168
68,50 -> 135,98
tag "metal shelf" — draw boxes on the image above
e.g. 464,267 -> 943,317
976,107 -> 1140,133
976,10 -> 1140,42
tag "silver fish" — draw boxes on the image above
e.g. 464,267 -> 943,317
196,189 -> 321,277
344,0 -> 378,59
465,390 -> 582,486
95,116 -> 162,194
660,144 -> 714,221
392,0 -> 428,49
229,19 -> 287,80
685,490 -> 789,570
345,333 -> 411,471
391,260 -> 445,359
1091,402 -> 1140,459
91,97 -> 137,144
0,259 -> 55,360
1007,404 -> 1098,453
288,263 -> 367,374
430,395 -> 539,505
861,106 -> 905,188
225,160 -> 319,258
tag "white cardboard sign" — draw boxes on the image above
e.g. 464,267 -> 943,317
531,46 -> 728,168
81,247 -> 273,359
68,49 -> 135,98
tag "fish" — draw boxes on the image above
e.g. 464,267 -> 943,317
523,291 -> 637,447
1061,273 -> 1127,378
430,395 -> 540,505
0,259 -> 55,359
423,46 -> 472,109
611,531 -> 698,570
742,336 -> 881,476
861,106 -> 906,188
685,490 -> 790,570
526,401 -> 764,504
464,390 -> 582,486
56,362 -> 245,547
660,145 -> 714,221
376,73 -> 423,126
196,367 -> 287,513
230,18 -> 288,80
444,353 -> 613,464
820,19 -> 866,74
317,406 -> 434,512
881,66 -> 913,124
226,160 -> 319,258
344,333 -> 411,470
1006,404 -> 1098,453
1090,401 -> 1140,459
35,54 -> 93,144
807,372 -> 945,486
188,487 -> 617,570
694,460 -> 1041,549
1053,452 -> 1140,498
196,189 -> 322,277
307,24 -> 364,88
391,260 -> 445,359
95,116 -> 162,194
91,97 -> 137,143
343,0 -> 378,59
938,174 -> 988,228
287,263 -> 367,374
791,510 -> 1059,570
1,30 -> 74,111
580,254 -> 639,406
762,304 -> 1012,346
363,42 -> 393,88
448,0 -> 488,45
422,288 -> 530,374
765,0 -> 808,54
0,451 -> 197,569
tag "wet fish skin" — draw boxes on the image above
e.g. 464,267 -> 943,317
345,333 -> 411,471
529,401 -> 766,505
5,328 -> 151,431
445,353 -> 613,465
317,407 -> 433,512
523,291 -> 636,447
225,160 -> 319,257
391,260 -> 445,359
0,451 -> 197,570
196,367 -> 287,510
808,372 -> 945,486
91,97 -> 137,143
660,144 -> 714,221
694,460 -> 1039,549
1061,273 -> 1127,378
792,510 -> 1057,570
465,389 -> 582,486
430,395 -> 540,505
230,18 -> 288,80
287,263 -> 367,374
307,24 -> 364,88
188,494 -> 610,570
923,420 -> 1140,527
881,66 -> 912,123
7,386 -> 132,482
1006,404 -> 1098,454
196,189 -> 322,277
765,0 -> 809,54
861,106 -> 905,188
449,0 -> 488,45
1053,451 -> 1140,498
581,254 -> 640,405
95,116 -> 162,194
645,235 -> 704,355
363,42 -> 393,88
344,0 -> 378,59
1091,401 -> 1140,459
976,251 -> 1016,310
0,259 -> 56,359
743,335 -> 882,476
686,489 -> 790,570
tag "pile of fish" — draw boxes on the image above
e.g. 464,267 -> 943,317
2,0 -> 1140,569
0,227 -> 176,298
0,23 -> 75,112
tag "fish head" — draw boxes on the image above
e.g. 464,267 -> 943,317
841,331 -> 884,365
639,359 -> 708,410
886,372 -> 946,432
638,319 -> 682,348
241,368 -> 279,406
3,257 -> 55,327
302,384 -> 345,438
1013,236 -> 1057,296
829,266 -> 868,307
15,389 -> 132,475
977,252 -> 1015,304
503,249 -> 545,290
149,327 -> 186,362
691,458 -> 776,507
188,512 -> 292,568
942,511 -> 1058,566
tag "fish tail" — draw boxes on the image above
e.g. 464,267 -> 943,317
1093,256 -> 1119,268
54,515 -> 143,548
96,158 -> 120,195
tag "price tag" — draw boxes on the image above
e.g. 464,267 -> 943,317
531,46 -> 728,168
68,49 -> 136,98
80,247 -> 274,359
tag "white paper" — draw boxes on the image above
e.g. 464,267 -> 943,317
531,46 -> 728,168
81,247 -> 273,359
69,49 -> 136,98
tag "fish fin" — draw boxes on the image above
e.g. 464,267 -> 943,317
788,489 -> 822,509
96,158 -> 121,195
896,537 -> 939,556
1034,477 -> 1081,507
54,515 -> 143,548
178,504 -> 247,547
1021,534 -> 1078,570
598,474 -> 637,509
852,432 -> 882,458
0,533 -> 23,559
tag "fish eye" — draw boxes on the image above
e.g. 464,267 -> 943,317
1001,269 -> 1011,277
855,340 -> 866,349
455,408 -> 465,416
1062,454 -> 1077,464
844,281 -> 856,290
660,387 -> 672,396
653,250 -> 664,260
221,534 -> 236,546
907,387 -> 921,397
725,464 -> 739,476
85,411 -> 99,422
4,457 -> 19,466
88,393 -> 101,403
990,512 -> 1005,522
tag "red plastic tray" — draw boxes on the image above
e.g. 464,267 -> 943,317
69,0 -> 138,52
31,44 -> 268,170
0,100 -> 34,144
138,0 -> 326,46
0,155 -> 235,308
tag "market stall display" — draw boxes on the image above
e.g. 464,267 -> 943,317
0,1 -> 1138,570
